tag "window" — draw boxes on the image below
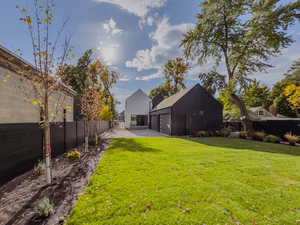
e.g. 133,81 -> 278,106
256,110 -> 265,116
131,115 -> 148,126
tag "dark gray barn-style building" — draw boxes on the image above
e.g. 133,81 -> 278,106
150,84 -> 223,136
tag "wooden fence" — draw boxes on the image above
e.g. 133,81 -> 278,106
0,120 -> 110,184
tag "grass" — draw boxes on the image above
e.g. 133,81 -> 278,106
67,137 -> 300,225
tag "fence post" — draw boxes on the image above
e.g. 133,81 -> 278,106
76,120 -> 78,147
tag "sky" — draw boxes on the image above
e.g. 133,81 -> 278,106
1,0 -> 300,111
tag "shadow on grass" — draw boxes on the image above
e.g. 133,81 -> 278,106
185,137 -> 300,157
109,138 -> 161,153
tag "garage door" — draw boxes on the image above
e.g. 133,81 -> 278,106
151,115 -> 159,131
160,114 -> 171,135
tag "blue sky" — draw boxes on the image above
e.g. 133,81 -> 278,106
1,0 -> 300,111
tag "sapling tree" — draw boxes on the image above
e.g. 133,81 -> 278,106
16,0 -> 73,184
181,0 -> 300,132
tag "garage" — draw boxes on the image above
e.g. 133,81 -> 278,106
160,114 -> 171,135
150,115 -> 159,132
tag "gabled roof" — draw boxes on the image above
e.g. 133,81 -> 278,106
126,89 -> 150,102
153,85 -> 196,111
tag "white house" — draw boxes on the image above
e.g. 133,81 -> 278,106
125,89 -> 151,129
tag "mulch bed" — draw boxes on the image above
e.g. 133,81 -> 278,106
0,139 -> 110,225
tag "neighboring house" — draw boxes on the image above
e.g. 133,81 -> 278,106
118,110 -> 125,122
125,89 -> 151,129
0,45 -> 75,123
248,106 -> 291,121
150,84 -> 223,136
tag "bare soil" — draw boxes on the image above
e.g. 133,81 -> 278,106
0,139 -> 110,225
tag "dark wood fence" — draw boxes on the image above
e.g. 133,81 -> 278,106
225,120 -> 300,137
0,120 -> 110,184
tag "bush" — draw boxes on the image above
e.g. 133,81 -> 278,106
33,198 -> 54,218
67,150 -> 81,160
252,131 -> 266,141
284,133 -> 300,146
219,128 -> 231,137
264,135 -> 281,143
239,131 -> 248,139
33,160 -> 46,176
207,130 -> 216,137
196,130 -> 209,137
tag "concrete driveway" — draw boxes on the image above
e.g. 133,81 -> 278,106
103,128 -> 168,139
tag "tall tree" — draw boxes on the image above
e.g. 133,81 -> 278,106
285,58 -> 300,82
199,71 -> 225,96
149,58 -> 189,99
62,49 -> 94,95
164,58 -> 189,93
271,79 -> 298,117
181,0 -> 300,132
243,80 -> 272,108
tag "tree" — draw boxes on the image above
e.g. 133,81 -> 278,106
16,0 -> 73,184
149,58 -> 189,99
243,80 -> 272,108
164,58 -> 189,93
80,87 -> 102,151
271,79 -> 297,117
100,105 -> 114,121
149,82 -> 174,99
285,58 -> 300,82
199,71 -> 225,96
62,49 -> 94,95
181,0 -> 300,132
284,84 -> 300,114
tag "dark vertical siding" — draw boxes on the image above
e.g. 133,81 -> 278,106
172,85 -> 223,135
160,114 -> 171,135
151,115 -> 159,131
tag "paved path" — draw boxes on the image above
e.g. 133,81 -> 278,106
103,128 -> 168,139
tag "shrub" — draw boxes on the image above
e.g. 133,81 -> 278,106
67,150 -> 81,160
33,160 -> 46,176
252,131 -> 266,141
219,128 -> 231,137
239,131 -> 248,139
264,135 -> 281,143
207,130 -> 216,137
33,198 -> 54,218
196,130 -> 209,137
284,133 -> 300,146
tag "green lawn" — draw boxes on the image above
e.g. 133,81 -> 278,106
67,137 -> 300,225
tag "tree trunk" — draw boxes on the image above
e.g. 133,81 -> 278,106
44,122 -> 52,184
44,89 -> 52,184
230,93 -> 253,135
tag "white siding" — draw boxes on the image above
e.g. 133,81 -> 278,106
125,89 -> 151,129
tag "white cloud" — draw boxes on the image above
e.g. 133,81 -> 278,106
97,42 -> 120,66
139,16 -> 155,29
103,18 -> 123,36
135,71 -> 163,81
126,17 -> 194,78
94,0 -> 167,18
119,75 -> 131,82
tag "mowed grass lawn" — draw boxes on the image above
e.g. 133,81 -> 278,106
67,137 -> 300,225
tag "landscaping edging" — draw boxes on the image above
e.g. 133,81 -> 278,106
0,139 -> 110,225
